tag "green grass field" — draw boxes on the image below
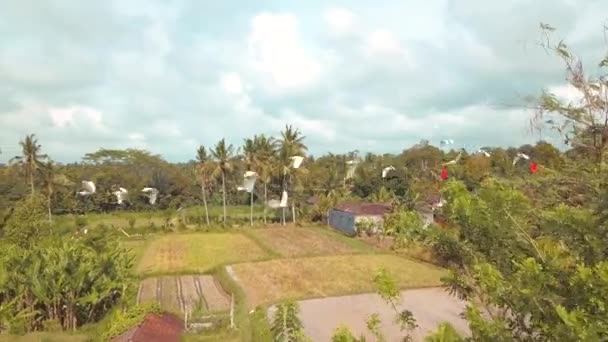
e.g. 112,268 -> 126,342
136,233 -> 269,275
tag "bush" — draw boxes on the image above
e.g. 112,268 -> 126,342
102,303 -> 161,340
75,216 -> 88,229
429,229 -> 465,267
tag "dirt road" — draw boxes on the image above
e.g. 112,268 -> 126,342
294,287 -> 469,341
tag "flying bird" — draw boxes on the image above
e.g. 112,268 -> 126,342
512,152 -> 530,166
279,191 -> 289,208
345,160 -> 359,180
78,181 -> 96,196
141,187 -> 159,205
113,187 -> 128,205
382,166 -> 396,178
290,156 -> 304,169
477,149 -> 491,157
443,151 -> 463,165
237,171 -> 257,193
266,199 -> 281,209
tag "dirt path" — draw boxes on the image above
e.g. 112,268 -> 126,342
271,287 -> 469,342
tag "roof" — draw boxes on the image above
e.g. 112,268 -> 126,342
112,313 -> 183,342
333,202 -> 392,216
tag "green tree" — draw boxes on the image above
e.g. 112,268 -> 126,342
271,300 -> 310,342
9,134 -> 47,195
278,125 -> 307,225
196,145 -> 211,225
254,135 -> 278,224
211,138 -> 235,225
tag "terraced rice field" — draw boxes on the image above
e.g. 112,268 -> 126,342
137,275 -> 230,314
136,233 -> 269,275
249,226 -> 372,257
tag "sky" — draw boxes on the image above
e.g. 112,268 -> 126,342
0,1 -> 607,163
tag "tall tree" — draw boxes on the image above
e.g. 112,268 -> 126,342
254,135 -> 278,224
211,139 -> 235,225
196,146 -> 211,225
9,134 -> 47,195
531,23 -> 608,168
278,125 -> 307,225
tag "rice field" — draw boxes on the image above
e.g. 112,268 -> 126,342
136,233 -> 269,275
231,254 -> 446,307
247,226 -> 374,257
138,275 -> 230,314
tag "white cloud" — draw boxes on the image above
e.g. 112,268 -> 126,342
219,72 -> 244,94
48,105 -> 103,129
248,13 -> 322,90
323,7 -> 356,35
367,29 -> 401,53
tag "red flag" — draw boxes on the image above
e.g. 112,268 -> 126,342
441,166 -> 448,180
530,162 -> 538,174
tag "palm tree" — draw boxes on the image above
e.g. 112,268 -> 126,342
10,134 -> 47,195
211,139 -> 235,225
254,135 -> 278,224
278,125 -> 307,225
196,146 -> 211,225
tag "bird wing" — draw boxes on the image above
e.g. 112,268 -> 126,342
290,156 -> 304,169
279,191 -> 288,207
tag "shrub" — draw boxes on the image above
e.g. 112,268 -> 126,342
102,303 -> 161,340
128,217 -> 137,230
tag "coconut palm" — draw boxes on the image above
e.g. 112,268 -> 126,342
196,145 -> 211,225
278,125 -> 307,225
211,139 -> 235,224
254,135 -> 278,224
10,134 -> 47,195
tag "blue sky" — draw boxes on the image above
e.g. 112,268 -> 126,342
0,0 -> 607,162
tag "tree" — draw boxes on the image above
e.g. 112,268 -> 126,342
271,300 -> 310,342
278,125 -> 307,225
196,145 -> 211,225
9,134 -> 47,195
211,139 -> 235,225
254,135 -> 278,224
531,24 -> 608,168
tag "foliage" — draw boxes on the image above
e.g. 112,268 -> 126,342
1,194 -> 49,247
331,325 -> 367,342
101,302 -> 161,340
270,300 -> 310,342
382,208 -> 425,248
424,323 -> 463,342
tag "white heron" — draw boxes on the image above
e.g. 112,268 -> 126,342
382,166 -> 396,178
443,151 -> 463,165
237,171 -> 258,193
141,187 -> 159,205
290,156 -> 304,169
113,187 -> 128,205
477,149 -> 491,157
345,160 -> 359,180
512,152 -> 530,166
78,181 -> 96,196
279,191 -> 289,208
440,139 -> 455,146
266,199 -> 281,209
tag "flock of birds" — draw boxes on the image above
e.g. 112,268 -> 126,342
75,143 -> 536,208
77,181 -> 160,205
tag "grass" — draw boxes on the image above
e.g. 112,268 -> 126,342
122,239 -> 148,266
136,233 -> 269,276
232,254 -> 446,307
0,332 -> 91,342
245,225 -> 375,257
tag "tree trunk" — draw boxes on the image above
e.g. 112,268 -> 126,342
47,195 -> 52,222
250,190 -> 253,227
222,171 -> 227,225
263,183 -> 267,224
201,180 -> 210,225
29,170 -> 35,195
